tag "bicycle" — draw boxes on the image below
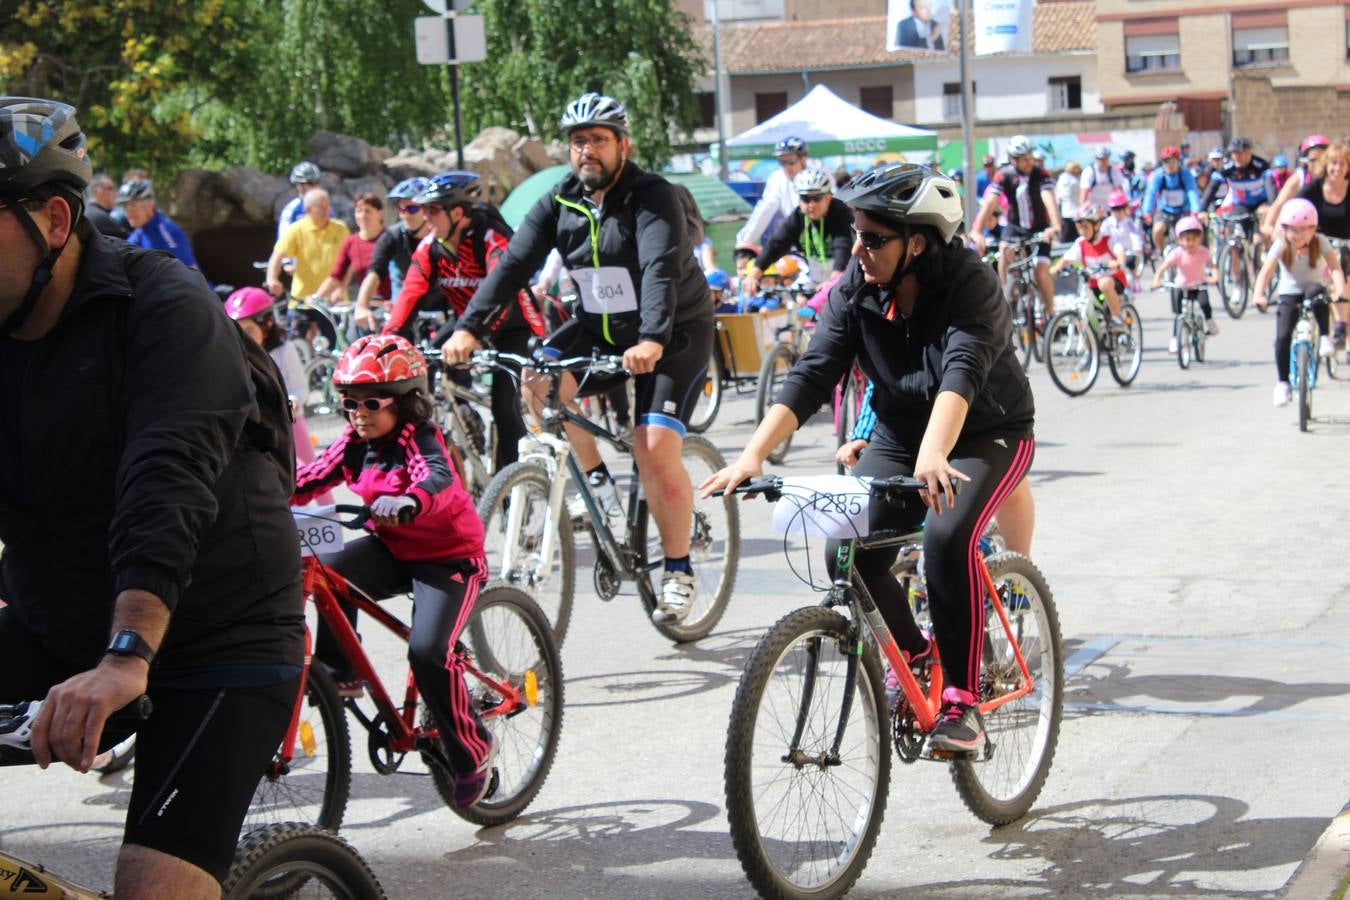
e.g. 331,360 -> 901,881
723,475 -> 1062,899
470,350 -> 739,646
833,364 -> 868,475
754,285 -> 816,465
252,504 -> 563,834
1002,237 -> 1048,369
1161,281 -> 1210,370
424,351 -> 505,506
1288,288 -> 1338,432
1214,210 -> 1258,319
1044,265 -> 1143,397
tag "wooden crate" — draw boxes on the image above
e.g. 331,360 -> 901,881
715,308 -> 790,376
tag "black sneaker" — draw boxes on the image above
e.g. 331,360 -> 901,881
929,702 -> 985,754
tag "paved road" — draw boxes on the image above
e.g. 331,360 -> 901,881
4,286 -> 1349,898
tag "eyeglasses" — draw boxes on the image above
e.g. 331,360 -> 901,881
341,395 -> 397,413
569,135 -> 614,151
799,193 -> 827,203
851,226 -> 902,251
397,203 -> 421,214
779,157 -> 803,169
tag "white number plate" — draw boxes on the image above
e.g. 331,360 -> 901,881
292,506 -> 345,557
571,267 -> 638,315
770,476 -> 871,539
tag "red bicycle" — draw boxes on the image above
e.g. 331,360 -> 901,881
247,504 -> 564,833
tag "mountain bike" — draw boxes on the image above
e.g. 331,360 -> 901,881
424,352 -> 504,506
470,350 -> 739,646
1214,210 -> 1257,319
1044,266 -> 1143,397
723,475 -> 1062,899
754,285 -> 815,465
1161,281 -> 1209,370
1003,237 -> 1047,369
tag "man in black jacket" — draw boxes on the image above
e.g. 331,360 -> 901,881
742,167 -> 853,294
445,92 -> 715,625
0,97 -> 303,898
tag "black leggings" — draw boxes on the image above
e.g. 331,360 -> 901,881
1171,287 -> 1213,320
1274,292 -> 1330,380
825,428 -> 1035,695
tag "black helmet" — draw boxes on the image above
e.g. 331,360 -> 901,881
1228,136 -> 1253,152
0,96 -> 91,199
414,170 -> 481,208
560,93 -> 629,135
774,136 -> 808,157
116,179 -> 154,204
836,164 -> 963,244
289,161 -> 321,184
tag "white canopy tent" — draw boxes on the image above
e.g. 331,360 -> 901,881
723,84 -> 937,161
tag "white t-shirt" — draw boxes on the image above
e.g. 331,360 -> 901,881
1270,235 -> 1333,297
1080,164 -> 1125,209
1055,172 -> 1079,219
736,163 -> 836,247
1100,215 -> 1142,255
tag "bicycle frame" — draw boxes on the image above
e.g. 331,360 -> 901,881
1290,302 -> 1322,392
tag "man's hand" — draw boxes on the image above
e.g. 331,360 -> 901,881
443,330 -> 481,364
353,300 -> 377,332
623,340 -> 664,375
31,656 -> 148,772
1041,226 -> 1058,244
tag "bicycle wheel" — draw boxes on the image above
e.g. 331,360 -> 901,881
1008,279 -> 1033,370
950,552 -> 1063,827
246,664 -> 351,835
834,371 -> 864,475
1218,245 -> 1249,318
1044,311 -> 1099,397
643,435 -> 740,643
1175,319 -> 1192,370
1193,319 -> 1206,364
1297,343 -> 1311,432
476,460 -> 575,646
1106,303 -> 1143,386
434,586 -> 564,827
755,344 -> 796,465
223,822 -> 387,900
1029,290 -> 1045,364
686,353 -> 723,434
725,606 -> 890,900
302,355 -> 340,423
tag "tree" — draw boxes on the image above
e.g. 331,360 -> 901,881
460,0 -> 706,169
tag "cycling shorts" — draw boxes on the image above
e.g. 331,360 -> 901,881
541,317 -> 714,436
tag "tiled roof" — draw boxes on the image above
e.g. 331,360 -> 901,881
691,1 -> 1095,73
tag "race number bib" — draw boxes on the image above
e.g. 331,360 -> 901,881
571,267 -> 638,315
292,506 -> 344,557
1161,189 -> 1185,209
771,476 -> 872,539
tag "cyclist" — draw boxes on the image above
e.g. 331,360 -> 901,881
742,168 -> 852,293
736,136 -> 835,249
1141,145 -> 1203,255
85,172 -> 128,238
354,176 -> 431,333
1049,203 -> 1127,324
1294,140 -> 1350,354
1270,155 -> 1290,192
265,187 -> 349,303
1121,150 -> 1145,200
1201,137 -> 1276,258
1254,198 -> 1345,406
974,134 -> 1061,319
291,334 -> 496,808
1263,135 -> 1331,236
1102,189 -> 1144,280
1151,216 -> 1220,352
702,164 -> 1035,753
1080,147 -> 1127,209
278,160 -> 321,239
444,92 -> 715,624
117,179 -> 200,270
0,96 -> 304,896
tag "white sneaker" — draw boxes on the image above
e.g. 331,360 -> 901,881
1168,336 -> 1179,354
1206,319 -> 1220,336
1273,382 -> 1292,407
652,570 -> 696,624
1319,335 -> 1335,358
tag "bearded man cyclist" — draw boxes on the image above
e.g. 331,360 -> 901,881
741,168 -> 852,294
1142,145 -> 1204,253
974,134 -> 1061,319
444,92 -> 715,624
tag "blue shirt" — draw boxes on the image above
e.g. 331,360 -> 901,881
277,195 -> 306,240
127,210 -> 198,269
1142,167 -> 1201,217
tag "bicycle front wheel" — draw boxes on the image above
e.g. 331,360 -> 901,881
1106,303 -> 1143,386
1044,311 -> 1099,397
223,823 -> 387,900
1008,279 -> 1034,370
950,552 -> 1062,826
1176,318 -> 1192,370
1296,343 -> 1312,432
686,353 -> 723,434
755,343 -> 796,465
302,355 -> 341,425
725,606 -> 890,900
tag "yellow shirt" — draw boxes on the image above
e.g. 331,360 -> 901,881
276,216 -> 350,299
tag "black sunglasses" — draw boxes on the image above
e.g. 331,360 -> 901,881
397,203 -> 421,214
800,193 -> 827,203
851,226 -> 902,251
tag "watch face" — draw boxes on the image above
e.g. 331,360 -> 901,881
111,632 -> 136,653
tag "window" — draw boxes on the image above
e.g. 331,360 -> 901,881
859,85 -> 893,119
1232,26 -> 1289,68
754,91 -> 787,124
1125,33 -> 1180,74
942,82 -> 974,120
695,91 -> 716,129
1048,76 -> 1082,112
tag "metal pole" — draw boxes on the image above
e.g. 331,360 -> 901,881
447,14 -> 464,167
958,0 -> 977,231
711,0 -> 729,180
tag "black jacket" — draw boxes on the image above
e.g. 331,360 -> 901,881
456,161 -> 712,347
756,197 -> 853,275
776,248 -> 1034,450
0,234 -> 304,673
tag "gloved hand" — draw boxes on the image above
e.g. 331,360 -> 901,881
370,495 -> 418,527
796,306 -> 816,320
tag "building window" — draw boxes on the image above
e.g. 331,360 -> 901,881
859,85 -> 893,119
1125,33 -> 1180,74
695,91 -> 716,129
942,82 -> 974,120
1232,26 -> 1290,68
755,91 -> 787,124
1048,76 -> 1082,112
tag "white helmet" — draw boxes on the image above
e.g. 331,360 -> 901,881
793,168 -> 831,195
836,164 -> 963,244
1006,135 -> 1034,158
560,92 -> 629,135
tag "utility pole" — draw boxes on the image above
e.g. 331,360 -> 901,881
958,0 -> 977,231
711,0 -> 729,179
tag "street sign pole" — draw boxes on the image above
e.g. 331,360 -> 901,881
415,5 -> 486,169
958,0 -> 977,232
446,15 -> 463,167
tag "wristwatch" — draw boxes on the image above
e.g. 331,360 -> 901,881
105,630 -> 156,665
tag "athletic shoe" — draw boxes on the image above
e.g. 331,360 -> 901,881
452,736 -> 497,809
1319,336 -> 1335,358
1273,382 -> 1292,407
1168,336 -> 1179,354
652,570 -> 696,624
885,632 -> 935,710
1335,322 -> 1347,351
929,691 -> 986,754
1206,318 -> 1220,336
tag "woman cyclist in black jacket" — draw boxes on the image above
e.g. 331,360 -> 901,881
701,164 -> 1035,752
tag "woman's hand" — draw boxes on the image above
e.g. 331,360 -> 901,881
913,448 -> 971,515
370,495 -> 417,527
835,439 -> 868,471
699,453 -> 763,499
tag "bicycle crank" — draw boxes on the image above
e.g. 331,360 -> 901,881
594,553 -> 621,601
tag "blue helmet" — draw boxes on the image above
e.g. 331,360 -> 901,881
774,136 -> 808,157
1273,154 -> 1289,168
706,269 -> 730,291
388,177 -> 430,201
414,170 -> 480,208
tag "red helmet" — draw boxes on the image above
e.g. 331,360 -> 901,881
1159,145 -> 1181,161
333,334 -> 428,396
1300,134 -> 1331,155
224,286 -> 273,321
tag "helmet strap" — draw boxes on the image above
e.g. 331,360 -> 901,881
2,197 -> 69,337
886,224 -> 916,293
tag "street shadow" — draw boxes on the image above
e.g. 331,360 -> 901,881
1027,468 -> 1105,485
1119,381 -> 1252,396
564,668 -> 738,709
657,625 -> 768,675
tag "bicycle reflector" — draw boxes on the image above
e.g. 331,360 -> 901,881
300,721 -> 318,757
525,670 -> 539,707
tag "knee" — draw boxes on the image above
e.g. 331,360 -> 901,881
117,844 -> 221,899
407,635 -> 450,676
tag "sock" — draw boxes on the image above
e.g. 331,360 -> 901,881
664,554 -> 692,574
586,462 -> 611,481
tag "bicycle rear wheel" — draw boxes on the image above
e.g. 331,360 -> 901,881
755,344 -> 796,465
223,822 -> 387,900
1296,344 -> 1311,432
686,352 -> 723,434
1044,311 -> 1099,397
950,552 -> 1062,826
725,606 -> 890,900
1008,279 -> 1033,370
835,370 -> 865,475
1106,303 -> 1143,386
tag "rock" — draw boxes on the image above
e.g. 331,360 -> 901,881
310,131 -> 384,177
513,136 -> 555,174
382,149 -> 442,181
463,127 -> 529,202
220,167 -> 292,222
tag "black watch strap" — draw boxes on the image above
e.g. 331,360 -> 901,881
105,629 -> 156,665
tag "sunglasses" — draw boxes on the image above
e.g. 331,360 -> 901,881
800,193 -> 827,203
851,226 -> 902,251
398,203 -> 421,214
341,395 -> 397,413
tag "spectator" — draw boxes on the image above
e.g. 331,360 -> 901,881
84,173 -> 128,238
1056,160 -> 1083,243
265,188 -> 349,302
974,154 -> 997,199
278,161 -> 321,240
314,192 -> 388,304
118,179 -> 199,270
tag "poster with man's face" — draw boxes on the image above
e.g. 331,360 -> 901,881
886,0 -> 954,53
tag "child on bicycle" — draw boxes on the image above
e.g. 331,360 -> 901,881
1048,203 -> 1126,323
291,334 -> 495,808
1254,198 -> 1346,406
1101,189 -> 1143,283
1151,215 -> 1220,352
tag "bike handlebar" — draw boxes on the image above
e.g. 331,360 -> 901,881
732,474 -> 931,503
0,695 -> 153,763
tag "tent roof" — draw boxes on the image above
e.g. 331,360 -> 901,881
499,164 -> 570,230
725,85 -> 936,160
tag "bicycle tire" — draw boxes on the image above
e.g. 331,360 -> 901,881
1326,345 -> 1340,381
1193,319 -> 1206,364
1297,343 -> 1311,432
301,355 -> 341,424
950,552 -> 1063,827
1044,311 -> 1099,397
222,822 -> 386,900
1175,319 -> 1192,370
246,664 -> 351,836
1008,279 -> 1033,370
475,460 -> 575,646
835,372 -> 863,475
1106,303 -> 1143,387
686,352 -> 723,434
755,344 -> 796,465
1029,290 -> 1045,363
1219,245 -> 1249,319
642,435 -> 740,643
431,586 -> 564,827
725,606 -> 890,900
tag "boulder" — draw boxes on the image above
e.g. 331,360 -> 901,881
309,131 -> 384,177
513,135 -> 555,174
220,167 -> 292,222
163,169 -> 248,232
463,127 -> 530,202
383,148 -> 443,181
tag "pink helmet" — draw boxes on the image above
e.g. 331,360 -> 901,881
1107,189 -> 1129,209
224,286 -> 273,321
1300,134 -> 1331,155
1278,197 -> 1319,229
1174,215 -> 1204,237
